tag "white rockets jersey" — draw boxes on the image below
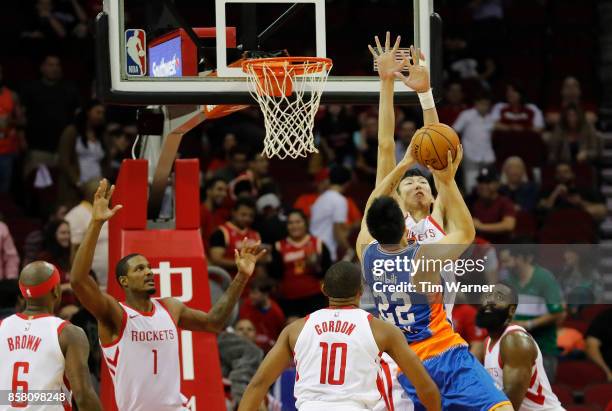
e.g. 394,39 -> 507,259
101,299 -> 187,411
294,307 -> 382,411
484,325 -> 564,411
373,353 -> 413,411
404,212 -> 455,320
0,313 -> 71,411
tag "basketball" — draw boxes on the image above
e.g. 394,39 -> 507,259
411,123 -> 460,170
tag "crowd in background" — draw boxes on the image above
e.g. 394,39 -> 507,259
0,0 -> 611,410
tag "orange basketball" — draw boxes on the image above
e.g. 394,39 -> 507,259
410,123 -> 460,170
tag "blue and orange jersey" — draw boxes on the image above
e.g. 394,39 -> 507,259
361,241 -> 466,360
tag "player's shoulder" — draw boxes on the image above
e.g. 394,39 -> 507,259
500,328 -> 537,358
58,322 -> 89,350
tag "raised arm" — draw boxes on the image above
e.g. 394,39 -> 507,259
356,149 -> 417,260
60,324 -> 103,411
500,332 -> 538,410
371,317 -> 441,411
238,323 -> 296,411
163,240 -> 266,333
368,32 -> 405,187
70,180 -> 123,328
395,45 -> 439,126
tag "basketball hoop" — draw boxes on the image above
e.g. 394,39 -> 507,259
242,57 -> 332,159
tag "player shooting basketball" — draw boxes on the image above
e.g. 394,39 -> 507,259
356,146 -> 513,411
368,33 -> 461,411
477,283 -> 565,411
0,261 -> 102,410
70,179 -> 266,411
238,261 -> 441,411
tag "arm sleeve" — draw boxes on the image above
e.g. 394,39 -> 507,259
208,229 -> 227,249
318,243 -> 332,278
218,332 -> 264,404
332,197 -> 349,224
268,247 -> 284,280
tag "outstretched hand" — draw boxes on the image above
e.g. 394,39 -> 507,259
234,239 -> 267,277
393,45 -> 430,93
92,179 -> 123,223
368,32 -> 406,81
428,144 -> 463,184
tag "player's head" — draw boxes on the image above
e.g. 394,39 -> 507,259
19,261 -> 62,310
115,253 -> 156,295
476,281 -> 519,333
231,197 -> 256,229
398,169 -> 435,213
234,319 -> 257,343
205,177 -> 228,207
366,196 -> 405,245
322,262 -> 363,304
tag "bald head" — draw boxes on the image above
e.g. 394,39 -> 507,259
20,261 -> 57,286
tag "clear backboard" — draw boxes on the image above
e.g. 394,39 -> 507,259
96,0 -> 442,105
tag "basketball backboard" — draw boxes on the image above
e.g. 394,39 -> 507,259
96,0 -> 441,105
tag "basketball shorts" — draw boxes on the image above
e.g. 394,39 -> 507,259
398,346 -> 511,411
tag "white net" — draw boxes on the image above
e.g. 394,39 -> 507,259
243,58 -> 332,159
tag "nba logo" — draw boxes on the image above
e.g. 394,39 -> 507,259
125,29 -> 146,76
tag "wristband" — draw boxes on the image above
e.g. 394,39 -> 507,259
418,89 -> 435,110
20,263 -> 60,298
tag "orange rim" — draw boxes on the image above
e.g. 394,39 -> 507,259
242,57 -> 333,77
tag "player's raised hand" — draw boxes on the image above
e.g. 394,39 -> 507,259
393,45 -> 430,93
92,179 -> 123,223
428,144 -> 463,184
235,238 -> 267,277
368,32 -> 406,81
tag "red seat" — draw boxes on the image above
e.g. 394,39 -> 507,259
557,361 -> 607,390
584,383 -> 612,409
552,383 -> 574,406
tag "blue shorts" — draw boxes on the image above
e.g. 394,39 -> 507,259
398,346 -> 510,411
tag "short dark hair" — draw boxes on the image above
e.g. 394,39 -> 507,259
233,180 -> 254,198
115,253 -> 142,284
329,166 -> 352,185
496,281 -> 519,305
366,196 -> 405,245
233,197 -> 256,211
400,169 -> 436,196
287,209 -> 308,224
323,262 -> 362,298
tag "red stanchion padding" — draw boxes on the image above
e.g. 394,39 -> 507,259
175,159 -> 201,230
